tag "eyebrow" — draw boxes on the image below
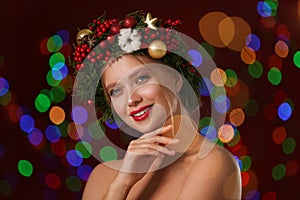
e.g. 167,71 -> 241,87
105,67 -> 149,91
106,82 -> 116,92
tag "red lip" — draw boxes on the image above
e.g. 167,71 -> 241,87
130,105 -> 153,121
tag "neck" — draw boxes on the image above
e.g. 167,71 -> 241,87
163,114 -> 203,157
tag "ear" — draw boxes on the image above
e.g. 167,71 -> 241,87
173,72 -> 183,93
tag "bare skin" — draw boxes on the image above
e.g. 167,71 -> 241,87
82,130 -> 241,199
82,55 -> 242,200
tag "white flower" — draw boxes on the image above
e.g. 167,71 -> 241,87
118,28 -> 141,53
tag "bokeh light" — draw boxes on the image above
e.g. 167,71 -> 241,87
272,163 -> 286,181
217,124 -> 235,143
286,159 -> 299,177
18,160 -> 33,177
20,115 -> 35,133
49,52 -> 65,68
105,119 -> 119,129
72,106 -> 88,125
0,90 -> 11,106
241,155 -> 252,171
49,106 -> 65,125
50,139 -> 66,156
241,47 -> 256,64
28,128 -> 44,146
248,61 -> 263,78
66,149 -> 83,167
50,86 -> 66,104
293,51 -> 300,68
45,125 -> 61,143
65,176 -> 82,192
75,141 -> 92,158
225,69 -> 238,87
229,108 -> 245,127
199,11 -> 229,48
0,77 -> 9,96
268,54 -> 283,70
214,95 -> 230,113
47,70 -> 62,86
257,1 -> 278,17
47,35 -> 63,53
282,137 -> 296,155
52,62 -> 68,81
56,29 -> 70,45
188,49 -> 203,67
45,173 -> 61,189
274,40 -> 289,58
99,146 -> 118,162
210,68 -> 226,86
272,126 -> 287,144
267,67 -> 282,85
35,93 -> 51,113
77,165 -> 93,181
246,34 -> 261,51
277,102 -> 292,121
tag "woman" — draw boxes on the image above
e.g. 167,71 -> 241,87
71,11 -> 241,199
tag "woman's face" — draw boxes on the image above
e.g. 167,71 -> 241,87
102,55 -> 182,133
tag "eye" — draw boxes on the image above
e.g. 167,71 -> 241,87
136,74 -> 150,84
109,87 -> 122,96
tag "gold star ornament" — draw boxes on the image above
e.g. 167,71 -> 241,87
144,13 -> 158,30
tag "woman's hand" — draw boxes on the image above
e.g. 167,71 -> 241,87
115,125 -> 179,187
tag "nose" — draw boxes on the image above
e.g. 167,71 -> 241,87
128,91 -> 142,107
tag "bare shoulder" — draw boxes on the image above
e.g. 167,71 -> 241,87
179,145 -> 242,200
197,144 -> 240,174
82,160 -> 122,200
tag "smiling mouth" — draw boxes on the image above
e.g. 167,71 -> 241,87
130,105 -> 153,121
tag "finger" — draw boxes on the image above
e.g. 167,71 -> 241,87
144,136 -> 180,146
130,143 -> 176,156
140,125 -> 172,139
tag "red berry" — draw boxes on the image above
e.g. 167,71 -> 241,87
123,16 -> 137,28
150,34 -> 156,39
99,41 -> 107,49
110,23 -> 121,35
107,35 -> 115,44
76,64 -> 81,70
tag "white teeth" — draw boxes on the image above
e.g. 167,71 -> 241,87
133,107 -> 151,117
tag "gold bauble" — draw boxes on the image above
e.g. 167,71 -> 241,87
76,29 -> 93,45
148,40 -> 167,59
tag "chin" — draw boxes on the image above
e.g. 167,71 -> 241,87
127,117 -> 166,134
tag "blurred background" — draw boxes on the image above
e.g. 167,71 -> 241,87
0,0 -> 300,199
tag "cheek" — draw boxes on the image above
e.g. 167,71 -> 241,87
138,84 -> 164,99
110,95 -> 128,116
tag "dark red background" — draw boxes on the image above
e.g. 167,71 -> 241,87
0,0 -> 300,199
